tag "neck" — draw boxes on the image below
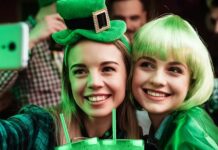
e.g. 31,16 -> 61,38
148,113 -> 168,131
84,114 -> 112,137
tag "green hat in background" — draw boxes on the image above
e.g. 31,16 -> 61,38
38,0 -> 56,8
52,0 -> 130,52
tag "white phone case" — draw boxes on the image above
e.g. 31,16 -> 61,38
0,22 -> 29,70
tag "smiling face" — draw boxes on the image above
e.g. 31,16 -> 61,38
68,40 -> 127,118
210,7 -> 218,33
132,56 -> 191,117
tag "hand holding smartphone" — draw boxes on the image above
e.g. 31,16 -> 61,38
0,22 -> 29,70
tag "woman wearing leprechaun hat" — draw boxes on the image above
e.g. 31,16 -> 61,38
49,0 -> 142,145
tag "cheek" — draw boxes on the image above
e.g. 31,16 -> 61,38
111,73 -> 127,101
132,69 -> 147,87
115,65 -> 127,89
131,70 -> 143,97
135,19 -> 143,27
70,79 -> 84,100
114,75 -> 126,91
183,79 -> 191,98
173,77 -> 190,99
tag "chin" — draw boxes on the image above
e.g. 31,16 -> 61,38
149,110 -> 167,115
144,104 -> 168,114
87,109 -> 112,118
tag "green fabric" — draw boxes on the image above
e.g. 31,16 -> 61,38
0,104 -> 55,149
52,0 -> 131,52
57,0 -> 106,20
38,0 -> 56,7
53,21 -> 126,44
159,107 -> 218,149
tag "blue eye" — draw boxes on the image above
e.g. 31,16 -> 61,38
168,67 -> 183,74
140,61 -> 155,69
72,68 -> 87,77
102,66 -> 116,72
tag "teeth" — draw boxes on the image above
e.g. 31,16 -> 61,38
147,90 -> 165,97
87,96 -> 107,102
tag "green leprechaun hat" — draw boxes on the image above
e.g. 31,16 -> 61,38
52,0 -> 130,52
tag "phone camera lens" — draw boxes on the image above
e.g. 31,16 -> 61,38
9,42 -> 16,51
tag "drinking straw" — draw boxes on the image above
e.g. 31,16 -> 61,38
60,113 -> 71,144
112,108 -> 116,144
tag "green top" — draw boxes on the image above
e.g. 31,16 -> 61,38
145,107 -> 218,149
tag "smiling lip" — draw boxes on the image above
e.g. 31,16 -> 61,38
143,89 -> 171,101
84,94 -> 111,105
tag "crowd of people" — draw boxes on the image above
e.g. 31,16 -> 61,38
0,0 -> 218,149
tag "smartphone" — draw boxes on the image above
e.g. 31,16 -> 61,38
0,22 -> 29,70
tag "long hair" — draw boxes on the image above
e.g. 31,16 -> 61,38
132,14 -> 214,111
51,39 -> 141,145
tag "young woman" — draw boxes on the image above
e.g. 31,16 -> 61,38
49,0 -> 141,145
131,14 -> 218,149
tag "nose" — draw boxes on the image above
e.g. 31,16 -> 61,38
126,19 -> 134,32
87,71 -> 104,89
149,70 -> 167,87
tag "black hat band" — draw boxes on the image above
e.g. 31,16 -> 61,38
64,8 -> 110,33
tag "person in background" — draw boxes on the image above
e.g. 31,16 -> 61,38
0,0 -> 66,114
107,0 -> 148,43
49,0 -> 141,145
131,14 -> 218,149
207,0 -> 218,34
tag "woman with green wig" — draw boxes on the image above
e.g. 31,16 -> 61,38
131,14 -> 218,149
49,0 -> 141,145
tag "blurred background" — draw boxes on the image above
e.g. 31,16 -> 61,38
1,0 -> 218,76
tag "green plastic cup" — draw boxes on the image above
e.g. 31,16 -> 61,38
99,140 -> 117,150
55,137 -> 100,150
116,139 -> 144,150
55,143 -> 73,150
99,139 -> 144,150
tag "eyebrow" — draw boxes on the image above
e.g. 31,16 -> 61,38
70,61 -> 119,70
168,61 -> 188,69
70,64 -> 86,70
101,61 -> 119,66
139,56 -> 188,69
139,56 -> 156,63
130,15 -> 140,19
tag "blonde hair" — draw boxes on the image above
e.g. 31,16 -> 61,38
132,14 -> 214,110
51,39 -> 141,145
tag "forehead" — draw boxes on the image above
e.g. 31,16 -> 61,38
68,40 -> 124,64
133,46 -> 189,67
112,0 -> 144,15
